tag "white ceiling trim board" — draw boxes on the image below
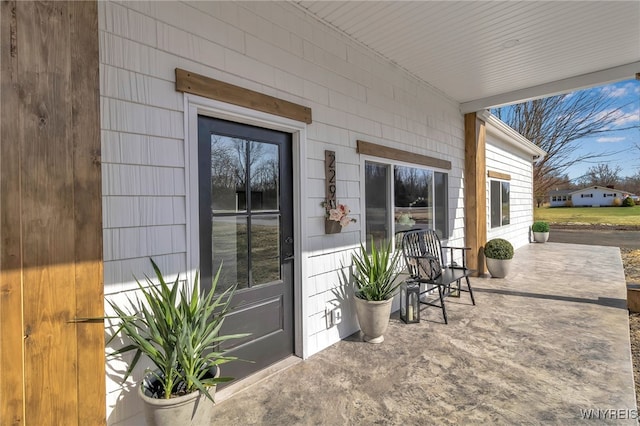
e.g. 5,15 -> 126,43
460,61 -> 640,114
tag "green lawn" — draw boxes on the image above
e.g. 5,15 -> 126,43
535,205 -> 640,226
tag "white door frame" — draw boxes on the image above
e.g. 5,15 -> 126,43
183,93 -> 307,358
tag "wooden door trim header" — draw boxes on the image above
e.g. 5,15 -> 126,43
175,68 -> 312,124
487,170 -> 511,181
356,140 -> 451,170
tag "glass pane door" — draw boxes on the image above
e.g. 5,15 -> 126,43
209,136 -> 282,291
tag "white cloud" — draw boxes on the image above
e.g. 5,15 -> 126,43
601,86 -> 628,98
613,107 -> 640,127
594,107 -> 640,129
596,136 -> 625,143
600,82 -> 640,98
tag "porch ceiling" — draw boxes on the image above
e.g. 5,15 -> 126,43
293,1 -> 640,112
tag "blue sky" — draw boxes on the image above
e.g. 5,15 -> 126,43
563,79 -> 640,180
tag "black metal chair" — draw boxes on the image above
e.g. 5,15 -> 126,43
400,229 -> 475,323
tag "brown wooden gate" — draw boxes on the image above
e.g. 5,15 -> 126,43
0,1 -> 105,424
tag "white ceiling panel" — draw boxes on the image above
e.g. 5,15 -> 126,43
293,1 -> 640,111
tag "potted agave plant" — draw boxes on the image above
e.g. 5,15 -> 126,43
108,259 -> 248,426
350,238 -> 402,343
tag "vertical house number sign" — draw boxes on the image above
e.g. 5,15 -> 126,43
324,150 -> 340,234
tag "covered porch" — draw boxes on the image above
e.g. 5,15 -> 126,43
213,242 -> 635,424
2,2 -> 639,424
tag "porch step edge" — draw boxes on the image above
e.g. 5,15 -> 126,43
215,356 -> 301,403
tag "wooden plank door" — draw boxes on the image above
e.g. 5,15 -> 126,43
0,2 -> 105,424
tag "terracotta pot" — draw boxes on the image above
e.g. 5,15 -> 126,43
354,296 -> 393,343
485,257 -> 511,278
138,367 -> 219,426
533,231 -> 549,243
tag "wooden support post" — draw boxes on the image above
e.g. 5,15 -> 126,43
1,1 -> 104,424
627,285 -> 640,313
464,113 -> 487,276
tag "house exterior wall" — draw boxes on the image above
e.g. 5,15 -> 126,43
99,1 -> 468,423
549,193 -> 572,207
485,130 -> 536,250
571,187 -> 625,207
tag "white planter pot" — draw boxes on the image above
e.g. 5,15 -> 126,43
485,258 -> 511,278
139,368 -> 219,426
354,296 -> 393,344
533,231 -> 549,243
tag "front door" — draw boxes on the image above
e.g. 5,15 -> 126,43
198,116 -> 294,384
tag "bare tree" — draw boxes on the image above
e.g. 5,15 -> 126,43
623,171 -> 640,196
535,171 -> 575,207
494,88 -> 637,199
577,163 -> 622,187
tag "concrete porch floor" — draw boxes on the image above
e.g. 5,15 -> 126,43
213,243 -> 636,424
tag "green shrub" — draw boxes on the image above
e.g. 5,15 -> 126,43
531,221 -> 550,233
484,238 -> 514,260
622,196 -> 635,207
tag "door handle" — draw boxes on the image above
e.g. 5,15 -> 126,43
283,253 -> 295,261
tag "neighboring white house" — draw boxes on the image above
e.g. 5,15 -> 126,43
483,113 -> 546,249
98,2 -> 544,424
571,186 -> 637,207
549,189 -> 573,207
549,186 -> 635,207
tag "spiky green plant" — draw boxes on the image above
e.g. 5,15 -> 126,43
351,238 -> 402,301
108,259 -> 248,401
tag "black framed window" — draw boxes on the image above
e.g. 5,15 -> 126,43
365,162 -> 390,250
364,161 -> 449,243
490,180 -> 510,228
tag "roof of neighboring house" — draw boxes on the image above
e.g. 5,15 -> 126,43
547,186 -> 639,197
548,189 -> 573,196
569,186 -> 636,196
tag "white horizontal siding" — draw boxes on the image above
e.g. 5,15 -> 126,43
102,131 -> 184,167
571,188 -> 624,207
485,131 -> 535,251
104,253 -> 187,297
101,1 -> 471,423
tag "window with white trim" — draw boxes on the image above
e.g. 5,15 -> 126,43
365,161 -> 448,248
490,180 -> 510,228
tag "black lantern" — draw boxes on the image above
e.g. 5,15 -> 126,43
400,281 -> 420,323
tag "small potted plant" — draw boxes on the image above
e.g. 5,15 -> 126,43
347,238 -> 402,343
107,259 -> 248,426
531,221 -> 550,243
484,238 -> 514,278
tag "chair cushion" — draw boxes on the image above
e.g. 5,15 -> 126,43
418,255 -> 442,280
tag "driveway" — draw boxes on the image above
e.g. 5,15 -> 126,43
549,226 -> 640,250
